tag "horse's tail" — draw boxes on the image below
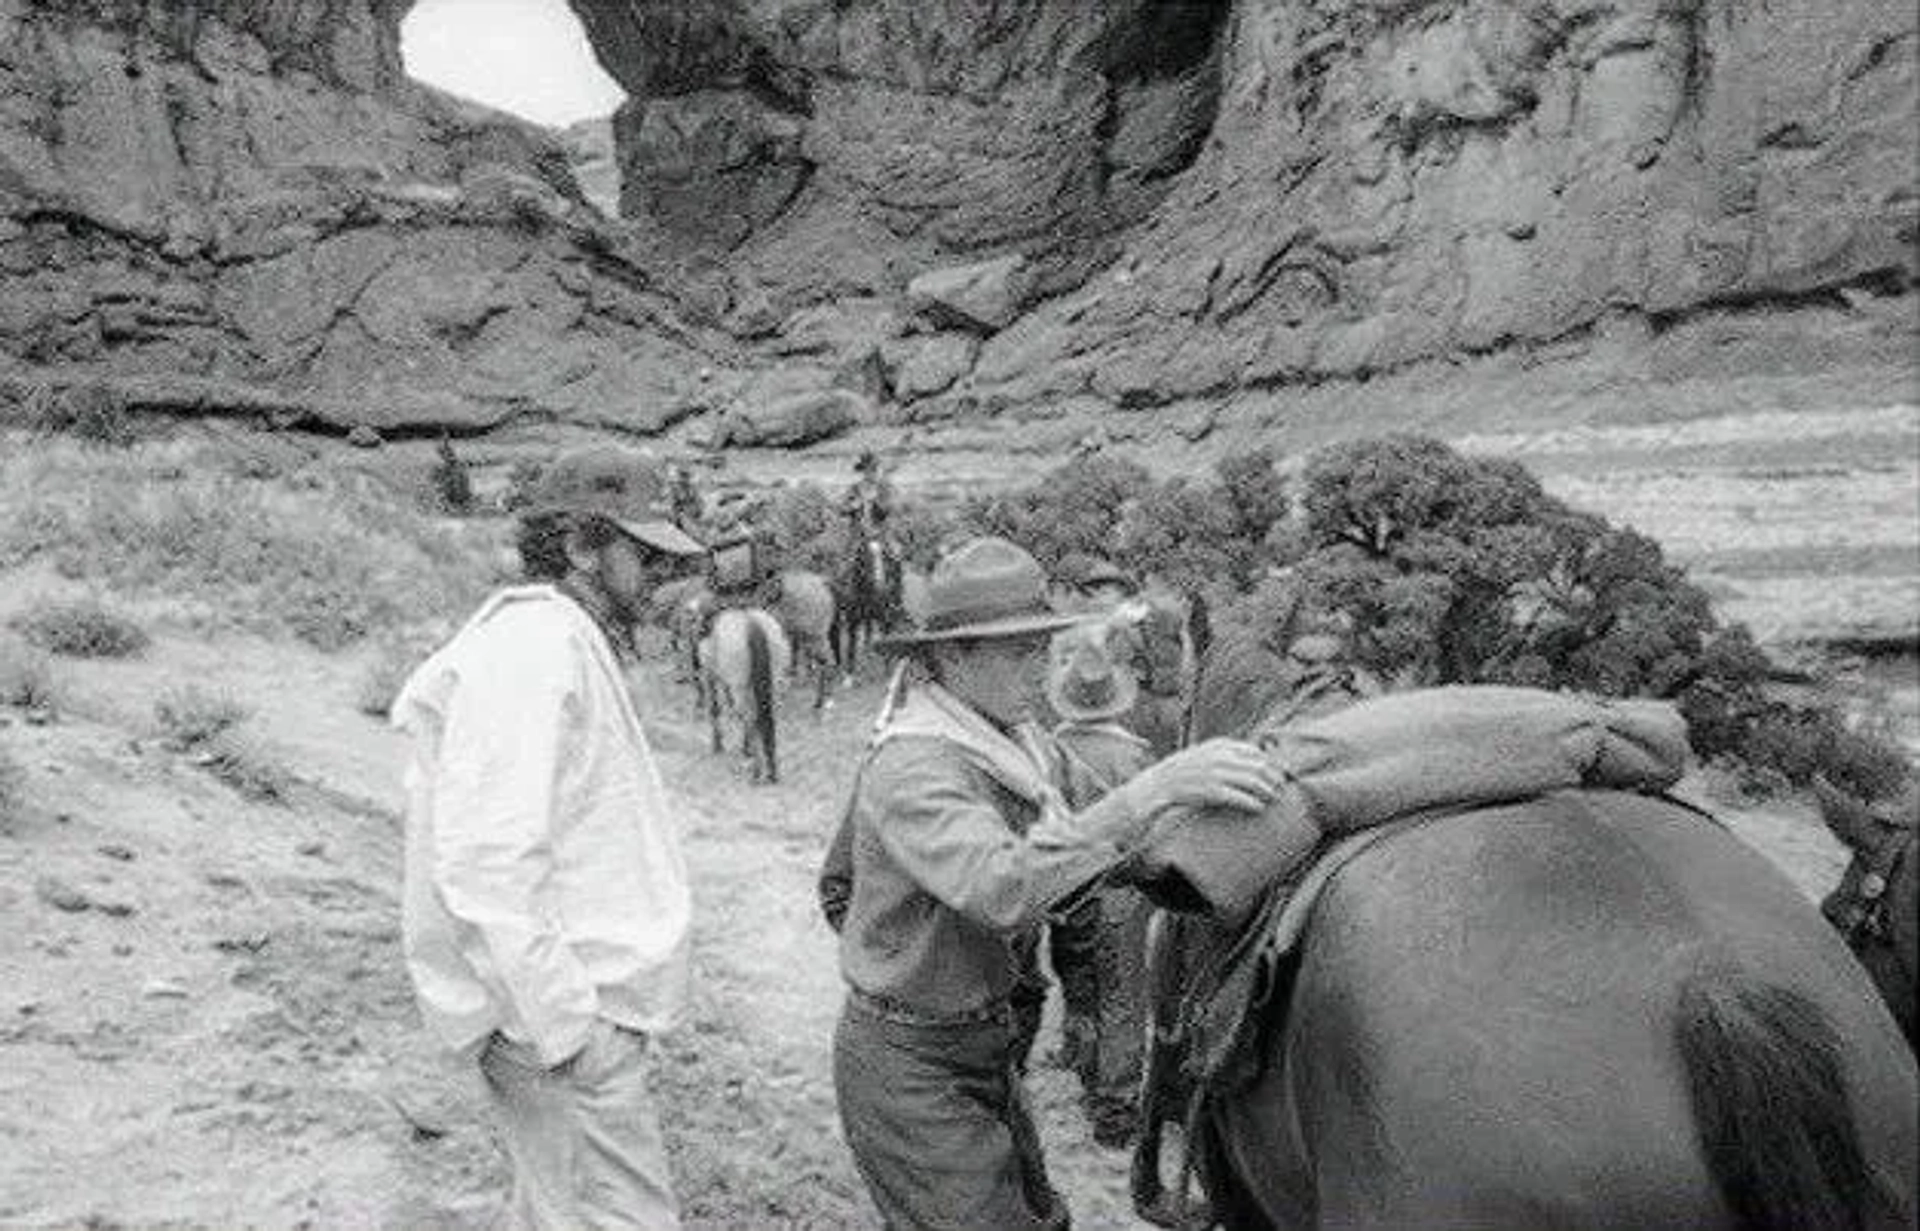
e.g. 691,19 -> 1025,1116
747,615 -> 777,780
1676,964 -> 1881,1231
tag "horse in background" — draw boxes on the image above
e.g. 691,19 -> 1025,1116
769,569 -> 837,712
1815,774 -> 1918,1050
832,525 -> 904,681
697,607 -> 790,784
649,576 -> 718,715
1126,615 -> 1916,1231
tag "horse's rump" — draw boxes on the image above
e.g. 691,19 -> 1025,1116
699,608 -> 791,781
1181,790 -> 1916,1229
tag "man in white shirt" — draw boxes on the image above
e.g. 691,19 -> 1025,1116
393,446 -> 707,1231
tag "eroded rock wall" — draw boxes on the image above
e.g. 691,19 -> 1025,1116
1,0 -> 1910,439
965,0 -> 1918,406
0,0 -> 724,432
580,0 -> 1915,412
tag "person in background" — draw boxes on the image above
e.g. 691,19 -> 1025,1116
821,535 -> 1279,1230
666,462 -> 703,533
392,446 -> 706,1231
841,450 -> 895,536
1043,622 -> 1158,1148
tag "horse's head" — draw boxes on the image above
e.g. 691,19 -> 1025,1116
1183,587 -> 1382,747
1813,774 -> 1918,1042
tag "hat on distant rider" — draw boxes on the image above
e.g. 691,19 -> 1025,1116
877,537 -> 1087,648
525,446 -> 707,557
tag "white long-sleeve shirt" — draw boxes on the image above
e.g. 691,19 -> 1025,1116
393,586 -> 692,1066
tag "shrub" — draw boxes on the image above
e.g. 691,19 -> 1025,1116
11,382 -> 137,448
889,500 -> 952,571
501,458 -> 545,512
10,597 -> 149,658
195,729 -> 293,804
0,637 -> 57,710
959,453 -> 1156,573
429,436 -> 474,514
154,685 -> 251,751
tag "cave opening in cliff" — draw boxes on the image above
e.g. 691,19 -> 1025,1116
400,0 -> 625,129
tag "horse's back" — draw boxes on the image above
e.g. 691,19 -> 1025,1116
1251,790 -> 1916,1228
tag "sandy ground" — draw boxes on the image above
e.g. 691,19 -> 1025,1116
1,392 -> 1914,1229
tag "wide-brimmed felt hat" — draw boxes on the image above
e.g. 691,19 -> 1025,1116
1075,557 -> 1134,592
877,536 -> 1088,648
1047,624 -> 1139,722
524,446 -> 707,557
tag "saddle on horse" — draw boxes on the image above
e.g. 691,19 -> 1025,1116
1126,686 -> 1693,1225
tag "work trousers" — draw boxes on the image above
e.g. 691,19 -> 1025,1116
834,994 -> 1069,1230
478,1024 -> 680,1231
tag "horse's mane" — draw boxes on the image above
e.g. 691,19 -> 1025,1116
1187,609 -> 1303,743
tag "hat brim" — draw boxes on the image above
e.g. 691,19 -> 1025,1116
614,518 -> 707,557
875,609 -> 1089,650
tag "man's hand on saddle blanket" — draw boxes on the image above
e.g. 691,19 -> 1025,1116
1120,738 -> 1285,819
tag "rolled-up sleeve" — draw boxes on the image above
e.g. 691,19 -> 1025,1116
865,739 -> 1141,932
430,628 -> 598,1067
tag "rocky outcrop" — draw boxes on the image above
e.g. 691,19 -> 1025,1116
577,0 -> 1915,411
584,1 -> 1232,299
0,0 -> 727,433
961,0 -> 1919,406
0,0 -> 1910,441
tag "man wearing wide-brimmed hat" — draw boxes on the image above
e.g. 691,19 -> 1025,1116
821,536 -> 1280,1231
1044,621 -> 1160,1148
393,445 -> 706,1231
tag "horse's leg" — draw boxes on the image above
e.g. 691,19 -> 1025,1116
702,649 -> 724,755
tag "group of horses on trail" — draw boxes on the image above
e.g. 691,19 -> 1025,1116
646,521 -> 911,784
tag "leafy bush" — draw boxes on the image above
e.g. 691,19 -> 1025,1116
155,685 -> 250,751
888,501 -> 953,571
0,636 -> 57,710
429,436 -> 474,514
501,458 -> 545,512
960,453 -> 1156,572
968,433 -> 1907,803
10,597 -> 149,658
9,382 -> 137,448
195,729 -> 293,804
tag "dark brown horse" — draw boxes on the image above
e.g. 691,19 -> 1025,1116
831,525 -> 903,681
1132,622 -> 1917,1230
1815,775 -> 1918,1051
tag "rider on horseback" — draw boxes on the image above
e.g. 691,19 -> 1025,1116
841,450 -> 894,536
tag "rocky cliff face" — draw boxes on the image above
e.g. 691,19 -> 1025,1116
0,0 -> 727,434
0,0 -> 1911,438
583,0 -> 1916,411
